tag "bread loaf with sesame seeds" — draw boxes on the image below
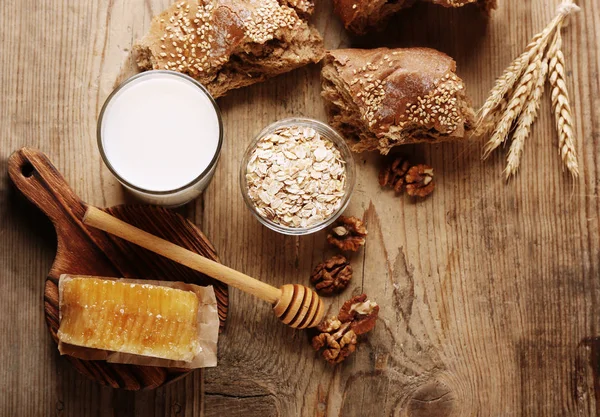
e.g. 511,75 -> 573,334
321,48 -> 475,154
135,0 -> 324,98
333,0 -> 496,35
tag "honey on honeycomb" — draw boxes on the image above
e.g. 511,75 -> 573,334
57,277 -> 201,362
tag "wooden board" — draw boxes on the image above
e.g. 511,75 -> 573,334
0,0 -> 599,415
7,147 -> 228,390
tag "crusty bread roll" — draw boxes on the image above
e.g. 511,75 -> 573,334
334,0 -> 497,34
135,0 -> 324,98
321,48 -> 475,154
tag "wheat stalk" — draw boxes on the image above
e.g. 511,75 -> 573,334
482,53 -> 542,160
476,34 -> 542,135
479,0 -> 581,180
505,59 -> 549,179
548,28 -> 580,178
476,16 -> 564,137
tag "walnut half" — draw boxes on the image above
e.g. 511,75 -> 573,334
311,294 -> 379,364
378,157 -> 435,198
338,294 -> 379,335
311,320 -> 357,364
327,216 -> 368,252
379,156 -> 410,193
405,164 -> 435,197
310,255 -> 352,296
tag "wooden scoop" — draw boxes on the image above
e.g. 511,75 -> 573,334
83,207 -> 325,329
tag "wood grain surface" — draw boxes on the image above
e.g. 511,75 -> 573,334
0,0 -> 598,416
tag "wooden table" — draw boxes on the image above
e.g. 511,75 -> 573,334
1,0 -> 598,415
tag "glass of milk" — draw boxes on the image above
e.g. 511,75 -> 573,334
98,70 -> 223,207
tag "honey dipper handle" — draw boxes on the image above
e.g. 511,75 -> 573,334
83,207 -> 282,304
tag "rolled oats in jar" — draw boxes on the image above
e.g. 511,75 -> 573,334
240,118 -> 356,236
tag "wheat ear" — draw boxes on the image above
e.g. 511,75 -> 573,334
476,0 -> 579,138
482,53 -> 543,160
476,40 -> 537,136
548,28 -> 579,178
505,59 -> 549,179
476,22 -> 560,137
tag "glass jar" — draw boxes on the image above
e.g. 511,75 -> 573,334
240,118 -> 356,235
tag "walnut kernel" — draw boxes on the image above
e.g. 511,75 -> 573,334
327,216 -> 367,252
311,294 -> 379,364
312,319 -> 357,364
379,156 -> 410,193
338,294 -> 379,335
310,255 -> 352,296
405,164 -> 435,197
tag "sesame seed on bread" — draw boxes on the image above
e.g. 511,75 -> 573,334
334,0 -> 496,34
281,0 -> 315,16
135,0 -> 324,98
321,48 -> 475,154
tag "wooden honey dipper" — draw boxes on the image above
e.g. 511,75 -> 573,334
83,206 -> 325,329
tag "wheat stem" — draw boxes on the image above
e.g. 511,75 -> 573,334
548,27 -> 580,178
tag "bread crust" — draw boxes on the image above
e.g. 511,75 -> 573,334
135,0 -> 324,98
333,0 -> 415,35
333,0 -> 496,34
322,48 -> 475,154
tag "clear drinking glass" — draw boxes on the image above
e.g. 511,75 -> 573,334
97,70 -> 223,207
240,118 -> 356,236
